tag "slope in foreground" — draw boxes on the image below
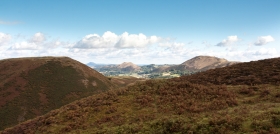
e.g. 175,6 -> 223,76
0,57 -> 115,130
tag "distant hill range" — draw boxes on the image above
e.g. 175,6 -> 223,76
95,62 -> 141,72
0,57 -> 115,130
91,56 -> 239,74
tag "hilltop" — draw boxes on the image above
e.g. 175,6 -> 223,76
0,57 -> 115,130
169,56 -> 239,72
3,57 -> 280,133
117,62 -> 141,72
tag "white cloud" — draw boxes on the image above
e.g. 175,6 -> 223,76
10,41 -> 39,50
254,35 -> 274,46
2,31 -> 280,64
253,48 -> 277,56
74,31 -> 162,49
158,42 -> 173,47
216,35 -> 238,47
9,32 -> 63,50
9,33 -> 45,50
29,32 -> 45,43
74,31 -> 119,48
44,40 -> 66,49
115,32 -> 161,48
0,32 -> 11,45
216,47 -> 280,62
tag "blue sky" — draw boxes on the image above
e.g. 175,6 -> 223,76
0,0 -> 279,64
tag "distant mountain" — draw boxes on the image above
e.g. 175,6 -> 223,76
169,56 -> 239,72
97,62 -> 141,72
86,62 -> 109,68
0,57 -> 115,130
86,62 -> 97,67
117,62 -> 141,72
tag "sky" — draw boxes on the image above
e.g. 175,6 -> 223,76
0,0 -> 279,64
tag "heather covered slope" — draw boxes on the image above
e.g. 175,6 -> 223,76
109,76 -> 145,87
179,57 -> 280,85
1,80 -> 239,134
3,57 -> 280,133
0,57 -> 115,130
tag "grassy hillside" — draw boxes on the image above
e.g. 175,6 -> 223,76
0,57 -> 115,130
2,57 -> 280,133
179,57 -> 280,85
109,76 -> 145,87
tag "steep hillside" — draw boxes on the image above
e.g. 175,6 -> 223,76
109,76 -> 145,87
170,56 -> 239,72
3,57 -> 280,133
0,57 -> 115,130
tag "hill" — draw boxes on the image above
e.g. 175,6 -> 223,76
96,56 -> 239,79
96,62 -> 141,73
170,56 -> 239,72
117,62 -> 141,72
0,57 -> 115,130
178,57 -> 280,85
3,57 -> 280,133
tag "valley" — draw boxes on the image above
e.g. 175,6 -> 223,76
2,0 -> 278,133
1,56 -> 280,133
90,56 -> 239,79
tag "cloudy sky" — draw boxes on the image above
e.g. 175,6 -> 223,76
1,0 -> 279,64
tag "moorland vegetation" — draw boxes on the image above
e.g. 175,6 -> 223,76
2,57 -> 280,133
0,57 -> 115,130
